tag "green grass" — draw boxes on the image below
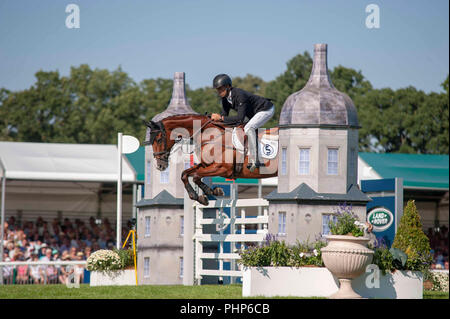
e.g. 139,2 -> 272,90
0,284 -> 447,299
423,290 -> 449,299
0,284 -> 244,299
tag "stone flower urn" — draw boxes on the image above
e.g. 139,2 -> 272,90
321,235 -> 374,299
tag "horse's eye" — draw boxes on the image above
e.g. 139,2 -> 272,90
175,135 -> 182,142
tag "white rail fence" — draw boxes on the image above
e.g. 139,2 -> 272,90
193,198 -> 269,283
0,260 -> 87,285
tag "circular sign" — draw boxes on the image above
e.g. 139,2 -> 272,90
122,135 -> 140,154
367,207 -> 394,232
262,143 -> 274,156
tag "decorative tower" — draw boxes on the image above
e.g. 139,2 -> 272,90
266,44 -> 371,244
137,72 -> 198,284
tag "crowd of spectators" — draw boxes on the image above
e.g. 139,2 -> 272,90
427,225 -> 449,270
2,215 -> 131,284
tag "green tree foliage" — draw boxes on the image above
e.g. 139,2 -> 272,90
0,65 -> 173,144
357,85 -> 449,154
0,57 -> 448,155
186,86 -> 220,116
392,200 -> 432,271
264,51 -> 313,128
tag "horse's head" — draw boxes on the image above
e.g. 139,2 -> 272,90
145,118 -> 190,171
145,120 -> 172,171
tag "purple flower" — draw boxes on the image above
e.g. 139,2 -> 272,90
263,233 -> 277,246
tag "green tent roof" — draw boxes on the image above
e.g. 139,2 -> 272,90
128,147 -> 449,190
359,152 -> 449,190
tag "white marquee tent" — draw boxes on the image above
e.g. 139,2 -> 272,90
0,141 -> 141,227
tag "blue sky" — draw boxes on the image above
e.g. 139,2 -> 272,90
0,0 -> 448,93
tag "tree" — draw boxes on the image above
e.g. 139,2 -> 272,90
1,65 -> 151,144
356,81 -> 449,154
392,200 -> 432,271
264,51 -> 313,128
330,65 -> 373,100
0,60 -> 447,154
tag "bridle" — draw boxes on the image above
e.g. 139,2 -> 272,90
148,122 -> 170,164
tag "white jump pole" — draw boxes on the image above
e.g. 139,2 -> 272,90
116,132 -> 123,250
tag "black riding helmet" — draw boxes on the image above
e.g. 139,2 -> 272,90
213,74 -> 232,89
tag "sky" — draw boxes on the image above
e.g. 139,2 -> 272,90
0,0 -> 448,93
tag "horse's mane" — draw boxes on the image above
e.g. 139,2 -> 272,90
160,114 -> 209,122
160,113 -> 238,129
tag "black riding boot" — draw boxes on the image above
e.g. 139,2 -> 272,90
246,129 -> 264,172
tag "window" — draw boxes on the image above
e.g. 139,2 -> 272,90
278,212 -> 286,235
146,161 -> 151,185
160,166 -> 169,184
322,214 -> 337,236
145,216 -> 151,237
180,216 -> 184,236
299,148 -> 310,175
180,257 -> 184,278
327,148 -> 338,175
144,257 -> 150,278
281,148 -> 287,175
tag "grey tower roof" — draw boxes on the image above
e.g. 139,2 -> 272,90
136,189 -> 184,208
279,44 -> 359,128
151,72 -> 199,122
265,183 -> 371,204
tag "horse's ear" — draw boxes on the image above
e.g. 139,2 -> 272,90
143,120 -> 158,129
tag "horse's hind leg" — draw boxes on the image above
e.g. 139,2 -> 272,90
191,165 -> 229,205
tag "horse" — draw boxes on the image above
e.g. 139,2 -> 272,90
144,114 -> 278,205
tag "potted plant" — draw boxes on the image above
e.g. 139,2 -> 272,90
87,248 -> 136,286
321,203 -> 374,299
354,200 -> 432,298
239,235 -> 335,297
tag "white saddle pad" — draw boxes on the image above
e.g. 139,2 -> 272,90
232,128 -> 278,159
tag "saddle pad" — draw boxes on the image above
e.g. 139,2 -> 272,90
232,128 -> 278,159
259,137 -> 278,159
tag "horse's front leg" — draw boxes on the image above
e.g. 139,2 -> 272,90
193,174 -> 225,198
191,164 -> 229,206
181,164 -> 205,202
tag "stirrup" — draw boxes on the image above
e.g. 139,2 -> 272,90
246,159 -> 265,171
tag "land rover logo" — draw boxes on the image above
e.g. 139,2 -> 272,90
367,207 -> 394,232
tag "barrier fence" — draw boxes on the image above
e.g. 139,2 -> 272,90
0,260 -> 87,285
193,198 -> 269,284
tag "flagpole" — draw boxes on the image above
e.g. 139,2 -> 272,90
116,132 -> 123,250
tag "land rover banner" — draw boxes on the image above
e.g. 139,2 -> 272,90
361,178 -> 403,247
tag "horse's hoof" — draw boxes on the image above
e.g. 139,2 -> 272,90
213,187 -> 225,197
198,195 -> 209,206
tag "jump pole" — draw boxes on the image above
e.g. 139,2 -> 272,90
116,132 -> 123,250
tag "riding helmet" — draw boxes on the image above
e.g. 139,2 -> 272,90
213,74 -> 232,89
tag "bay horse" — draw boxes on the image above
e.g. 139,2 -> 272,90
144,114 -> 279,205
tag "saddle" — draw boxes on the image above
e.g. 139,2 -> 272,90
230,125 -> 279,176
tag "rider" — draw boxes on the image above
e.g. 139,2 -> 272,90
211,74 -> 275,172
